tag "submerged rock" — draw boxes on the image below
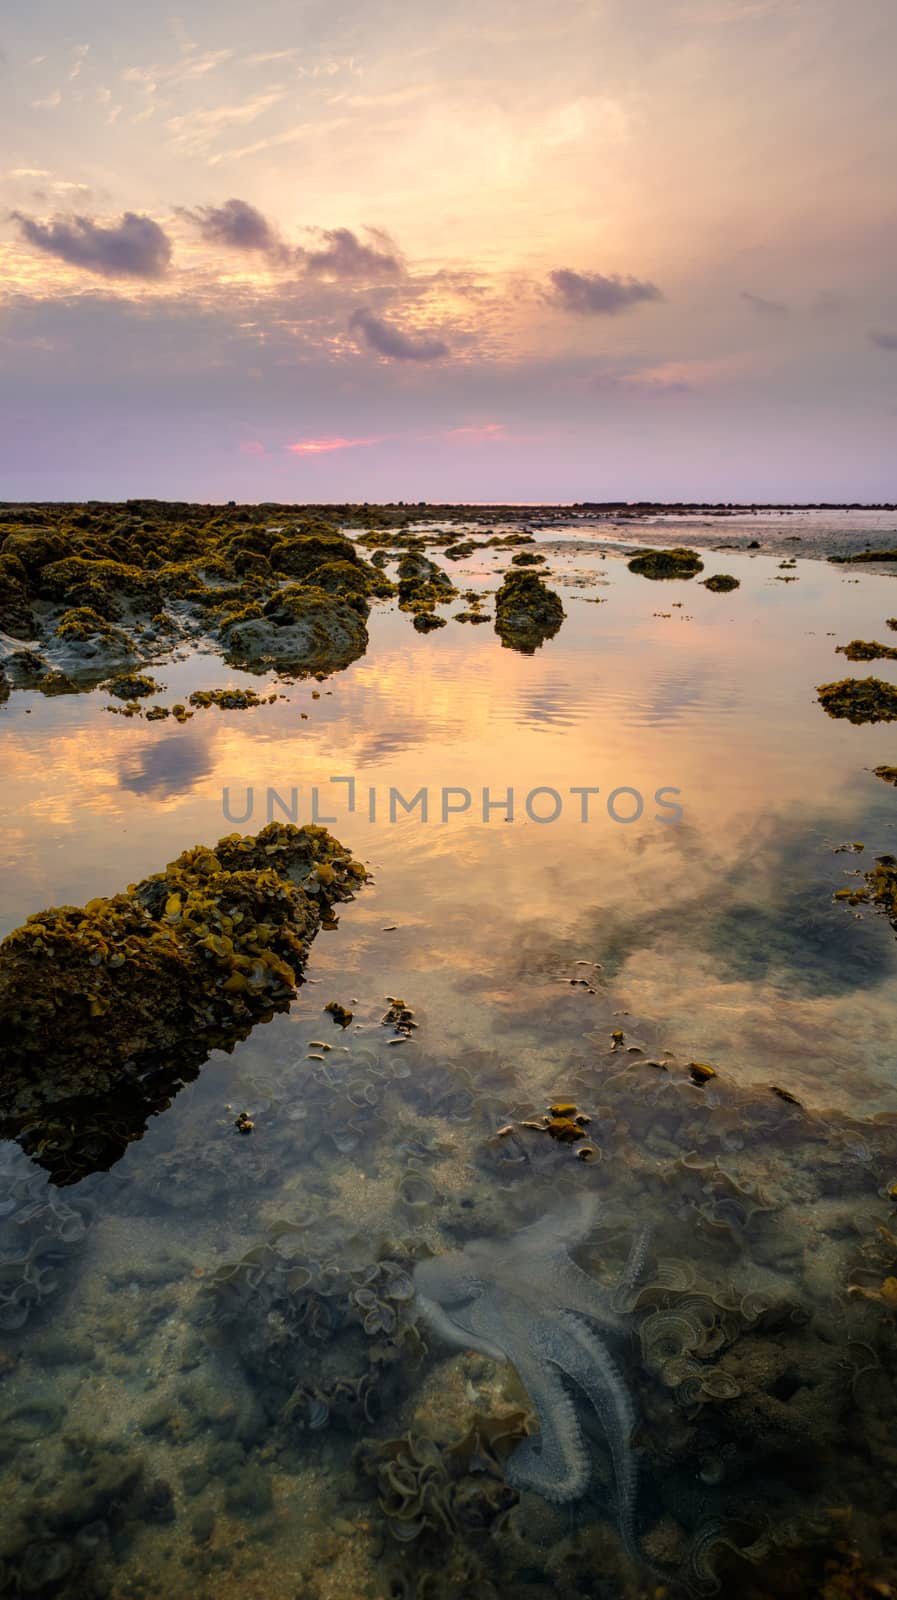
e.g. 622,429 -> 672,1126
0,823 -> 367,1183
494,571 -> 565,654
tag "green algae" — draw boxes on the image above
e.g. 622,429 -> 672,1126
628,547 -> 704,580
816,677 -> 897,723
835,639 -> 897,662
0,822 -> 367,1183
494,570 -> 565,654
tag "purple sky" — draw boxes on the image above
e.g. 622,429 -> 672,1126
0,0 -> 895,501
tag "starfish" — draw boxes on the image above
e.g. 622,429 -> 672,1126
413,1192 -> 639,1542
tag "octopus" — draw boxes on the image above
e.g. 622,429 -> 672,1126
413,1192 -> 639,1544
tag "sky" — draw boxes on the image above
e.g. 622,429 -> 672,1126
0,0 -> 895,502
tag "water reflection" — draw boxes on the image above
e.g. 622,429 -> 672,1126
3,533 -> 897,1595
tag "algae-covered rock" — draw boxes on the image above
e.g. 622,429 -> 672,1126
0,564 -> 36,638
628,547 -> 704,580
304,557 -> 394,603
836,639 -> 897,662
0,823 -> 367,1182
105,671 -> 162,700
873,765 -> 897,786
816,677 -> 897,723
703,574 -> 740,592
219,585 -> 368,674
494,570 -> 565,654
269,530 -> 363,581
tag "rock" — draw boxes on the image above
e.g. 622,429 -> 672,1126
494,571 -> 565,654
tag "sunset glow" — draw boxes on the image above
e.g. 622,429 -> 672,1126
0,1 -> 894,500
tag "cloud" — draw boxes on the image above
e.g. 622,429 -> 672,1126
740,290 -> 790,317
349,306 -> 449,361
180,196 -> 282,254
11,210 -> 172,278
304,226 -> 402,279
443,422 -> 507,442
287,435 -> 384,454
869,329 -> 897,351
547,268 -> 663,316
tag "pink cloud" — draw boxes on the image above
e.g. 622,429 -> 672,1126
286,434 -> 384,455
443,422 -> 507,443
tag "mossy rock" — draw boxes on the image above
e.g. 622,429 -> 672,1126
703,574 -> 740,592
304,557 -> 393,604
873,766 -> 897,786
38,556 -> 160,614
836,639 -> 897,662
510,550 -> 547,566
816,677 -> 897,723
0,570 -> 36,637
221,585 -> 369,674
0,527 -> 68,575
628,547 -> 704,580
0,823 -> 367,1183
105,672 -> 162,700
494,570 -> 565,654
269,531 -> 363,581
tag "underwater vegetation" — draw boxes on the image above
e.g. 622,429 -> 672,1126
493,571 -> 565,654
628,547 -> 704,580
816,678 -> 897,723
0,822 -> 367,1183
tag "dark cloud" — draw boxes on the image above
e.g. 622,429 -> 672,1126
349,306 -> 449,361
548,268 -> 663,316
740,290 -> 790,317
305,227 -> 402,279
12,210 -> 171,279
869,328 -> 897,351
179,197 -> 282,255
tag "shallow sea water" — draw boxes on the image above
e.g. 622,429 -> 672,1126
2,517 -> 897,1598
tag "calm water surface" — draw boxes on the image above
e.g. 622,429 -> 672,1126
2,526 -> 897,1597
